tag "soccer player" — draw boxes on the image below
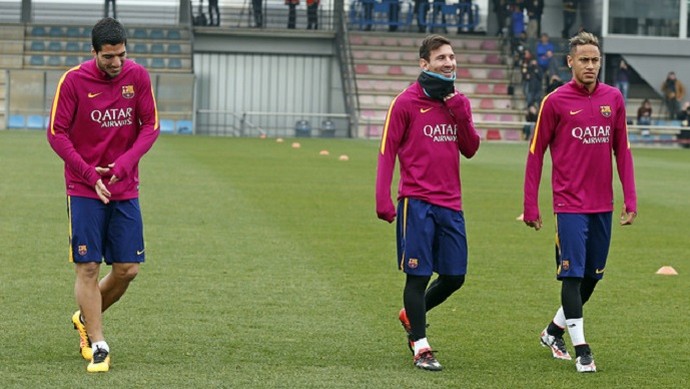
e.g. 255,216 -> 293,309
522,31 -> 637,373
47,17 -> 159,373
376,34 -> 480,371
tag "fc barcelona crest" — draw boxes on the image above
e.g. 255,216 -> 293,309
78,245 -> 87,256
408,258 -> 419,269
600,105 -> 611,118
121,85 -> 135,99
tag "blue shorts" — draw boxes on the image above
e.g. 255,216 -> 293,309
555,213 -> 612,280
396,198 -> 468,276
68,196 -> 145,265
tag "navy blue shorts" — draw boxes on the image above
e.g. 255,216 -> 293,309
555,212 -> 612,280
396,198 -> 468,276
68,196 -> 145,264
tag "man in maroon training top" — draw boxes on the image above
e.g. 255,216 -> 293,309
523,30 -> 637,373
376,34 -> 480,371
47,17 -> 159,373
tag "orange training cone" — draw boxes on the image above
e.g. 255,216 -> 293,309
655,266 -> 678,275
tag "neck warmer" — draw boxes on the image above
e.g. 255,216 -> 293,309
418,70 -> 456,100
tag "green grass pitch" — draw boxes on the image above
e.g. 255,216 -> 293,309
0,130 -> 687,387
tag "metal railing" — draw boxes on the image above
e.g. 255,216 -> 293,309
195,109 -> 350,137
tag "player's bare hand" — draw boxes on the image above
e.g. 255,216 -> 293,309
95,163 -> 119,184
95,179 -> 111,204
620,205 -> 636,226
95,165 -> 110,175
106,163 -> 119,184
524,217 -> 543,230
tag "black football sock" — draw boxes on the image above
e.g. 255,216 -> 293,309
403,274 -> 430,341
561,277 -> 583,319
580,277 -> 599,305
425,274 -> 465,311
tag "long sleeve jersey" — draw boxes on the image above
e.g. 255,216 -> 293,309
376,82 -> 480,218
523,80 -> 637,221
47,58 -> 159,200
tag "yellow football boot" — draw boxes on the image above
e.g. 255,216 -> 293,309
86,346 -> 110,373
71,311 -> 93,360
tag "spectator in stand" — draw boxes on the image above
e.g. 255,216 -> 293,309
546,74 -> 564,94
511,3 -> 526,39
306,0 -> 319,29
430,0 -> 448,33
104,0 -> 117,19
522,57 -> 543,108
545,50 -> 561,81
536,33 -> 555,73
413,0 -> 429,33
523,103 -> 538,140
678,101 -> 690,124
252,0 -> 264,27
208,0 -> 220,26
362,0 -> 374,31
286,0 -> 299,29
614,59 -> 630,104
511,31 -> 528,68
526,0 -> 544,38
492,0 -> 510,36
637,98 -> 653,136
562,0 -> 579,38
661,71 -> 685,120
385,0 -> 401,32
458,0 -> 475,33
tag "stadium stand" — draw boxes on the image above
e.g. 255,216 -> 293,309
350,32 -> 521,140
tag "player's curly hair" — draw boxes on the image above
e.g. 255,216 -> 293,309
92,17 -> 127,53
568,31 -> 600,54
419,34 -> 452,61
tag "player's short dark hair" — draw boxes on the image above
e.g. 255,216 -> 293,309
568,31 -> 600,54
419,34 -> 452,61
92,17 -> 127,53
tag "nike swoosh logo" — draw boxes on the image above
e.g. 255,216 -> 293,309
420,107 -> 433,113
88,92 -> 103,98
569,109 -> 583,115
136,249 -> 145,255
595,268 -> 605,274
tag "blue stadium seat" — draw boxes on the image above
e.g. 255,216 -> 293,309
30,55 -> 45,66
82,42 -> 92,52
150,29 -> 165,39
31,26 -> 46,36
27,115 -> 46,130
176,120 -> 193,134
65,56 -> 80,67
167,44 -> 181,54
132,29 -> 147,39
134,57 -> 148,68
8,115 -> 26,129
166,29 -> 182,40
159,119 -> 175,133
65,42 -> 81,52
49,27 -> 64,37
47,56 -> 62,66
168,58 -> 182,69
132,44 -> 148,54
150,58 -> 165,68
66,27 -> 81,37
30,41 -> 46,51
48,41 -> 63,51
150,44 -> 165,54
82,27 -> 92,37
